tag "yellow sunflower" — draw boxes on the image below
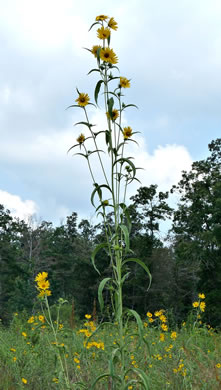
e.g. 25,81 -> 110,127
35,272 -> 48,282
120,76 -> 130,88
108,17 -> 118,30
76,134 -> 85,144
97,26 -> 110,40
100,48 -> 118,64
106,109 -> 119,121
95,15 -> 108,21
37,279 -> 50,290
75,93 -> 90,107
38,289 -> 52,298
123,126 -> 133,139
91,45 -> 101,58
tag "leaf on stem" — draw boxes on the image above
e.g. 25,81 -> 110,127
94,80 -> 104,105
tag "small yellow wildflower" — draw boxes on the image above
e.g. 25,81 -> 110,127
159,333 -> 165,342
35,272 -> 48,282
95,15 -> 108,21
100,47 -> 118,64
97,26 -> 110,40
10,348 -> 16,352
146,311 -> 152,318
85,314 -> 92,319
170,331 -> 177,340
159,314 -> 167,323
108,17 -> 118,30
192,301 -> 199,308
38,289 -> 51,298
123,126 -> 133,140
76,133 -> 85,144
52,377 -> 59,383
37,279 -> 50,290
198,293 -> 205,299
38,315 -> 44,322
161,324 -> 168,332
106,108 -> 119,121
22,332 -> 27,338
120,77 -> 130,88
13,356 -> 17,362
22,378 -> 27,384
200,301 -> 206,312
216,363 -> 221,368
75,93 -> 90,107
91,45 -> 101,58
27,316 -> 34,323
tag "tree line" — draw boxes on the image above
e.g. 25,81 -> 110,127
0,139 -> 220,327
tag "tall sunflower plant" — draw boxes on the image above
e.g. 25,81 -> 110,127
68,14 -> 152,389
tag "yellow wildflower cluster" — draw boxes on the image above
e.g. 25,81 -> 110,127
146,309 -> 169,331
35,272 -> 51,298
173,360 -> 187,377
85,341 -> 104,350
73,353 -> 81,370
192,293 -> 206,312
78,318 -> 96,338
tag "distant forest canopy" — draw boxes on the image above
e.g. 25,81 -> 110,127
0,139 -> 220,327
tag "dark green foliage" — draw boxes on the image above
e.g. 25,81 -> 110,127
0,139 -> 220,327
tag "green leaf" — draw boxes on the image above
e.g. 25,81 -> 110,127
123,258 -> 152,291
131,368 -> 150,389
87,68 -> 100,75
119,203 -> 132,232
88,21 -> 100,31
127,309 -> 144,339
91,243 -> 108,275
90,184 -> 113,208
98,277 -> 111,312
74,121 -> 95,128
65,104 -> 83,110
90,373 -> 110,389
113,158 -> 136,179
107,97 -> 114,118
67,144 -> 79,153
121,103 -> 138,111
94,80 -> 104,105
119,224 -> 130,253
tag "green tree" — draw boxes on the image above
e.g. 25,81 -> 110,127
171,139 -> 221,326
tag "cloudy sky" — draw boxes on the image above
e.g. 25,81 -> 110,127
1,0 -> 220,228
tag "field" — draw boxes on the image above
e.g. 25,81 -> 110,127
0,303 -> 221,390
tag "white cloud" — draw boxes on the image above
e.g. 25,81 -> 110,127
0,190 -> 38,221
125,136 -> 193,199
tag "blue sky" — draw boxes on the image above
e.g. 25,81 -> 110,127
0,0 -> 220,231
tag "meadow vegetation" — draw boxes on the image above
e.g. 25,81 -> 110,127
0,13 -> 221,389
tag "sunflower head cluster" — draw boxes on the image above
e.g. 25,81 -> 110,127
89,15 -> 118,65
35,272 -> 51,298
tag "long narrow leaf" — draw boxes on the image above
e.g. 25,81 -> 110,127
94,80 -> 104,105
123,258 -> 152,291
98,277 -> 111,312
91,243 -> 108,274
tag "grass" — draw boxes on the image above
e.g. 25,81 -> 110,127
0,307 -> 221,389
